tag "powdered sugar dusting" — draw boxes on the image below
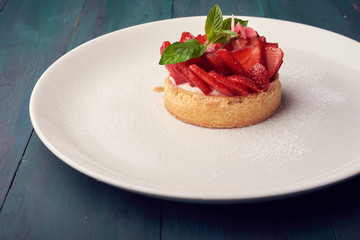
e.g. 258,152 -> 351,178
237,51 -> 347,170
186,50 -> 349,174
45,48 -> 353,182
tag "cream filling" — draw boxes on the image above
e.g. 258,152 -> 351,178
169,76 -> 225,96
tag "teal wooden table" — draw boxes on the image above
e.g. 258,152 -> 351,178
1,0 -> 360,239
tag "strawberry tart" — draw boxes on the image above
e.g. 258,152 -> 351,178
159,5 -> 284,128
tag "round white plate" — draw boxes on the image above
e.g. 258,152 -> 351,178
30,16 -> 360,203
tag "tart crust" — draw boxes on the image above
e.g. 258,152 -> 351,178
164,73 -> 281,128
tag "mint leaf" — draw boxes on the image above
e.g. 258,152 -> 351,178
159,39 -> 206,65
222,17 -> 248,30
205,4 -> 223,42
209,30 -> 238,44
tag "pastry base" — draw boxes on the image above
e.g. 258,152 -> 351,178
164,74 -> 281,128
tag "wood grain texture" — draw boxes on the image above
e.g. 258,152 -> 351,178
0,0 -> 171,239
1,0 -> 360,239
0,133 -> 161,239
316,176 -> 360,239
0,0 -> 9,13
0,0 -> 85,206
161,193 -> 336,239
67,0 -> 173,51
261,0 -> 360,41
173,0 -> 264,17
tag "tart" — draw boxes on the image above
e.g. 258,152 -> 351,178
164,74 -> 281,128
159,5 -> 284,128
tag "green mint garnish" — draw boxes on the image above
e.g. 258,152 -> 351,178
205,4 -> 223,41
159,39 -> 206,65
222,18 -> 248,30
159,4 -> 247,65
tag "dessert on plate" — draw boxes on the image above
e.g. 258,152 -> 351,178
159,5 -> 284,128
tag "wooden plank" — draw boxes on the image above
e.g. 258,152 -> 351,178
0,133 -> 162,239
1,0 -> 172,238
67,0 -> 173,51
162,195 -> 335,239
0,0 -> 85,206
0,0 -> 9,12
316,176 -> 360,239
161,194 -> 335,239
173,0 -> 265,17
261,0 -> 360,41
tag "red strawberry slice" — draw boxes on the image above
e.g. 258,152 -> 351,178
231,44 -> 265,72
175,63 -> 196,87
266,42 -> 278,48
178,63 -> 212,95
180,32 -> 195,42
217,49 -> 245,75
187,55 -> 213,72
205,43 -> 222,53
265,46 -> 284,79
160,41 -> 170,55
204,52 -> 232,76
195,34 -> 207,44
166,64 -> 189,85
209,71 -> 249,96
227,74 -> 260,93
230,37 -> 249,51
249,35 -> 266,47
189,65 -> 234,97
246,36 -> 266,69
247,63 -> 269,91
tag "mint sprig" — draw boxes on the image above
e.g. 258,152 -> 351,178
222,18 -> 248,30
159,4 -> 248,65
158,39 -> 206,65
205,4 -> 223,42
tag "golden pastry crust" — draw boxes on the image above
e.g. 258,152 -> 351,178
164,73 -> 281,128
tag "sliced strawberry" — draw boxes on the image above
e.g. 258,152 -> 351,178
265,46 -> 284,79
231,44 -> 265,72
160,41 -> 170,55
209,71 -> 248,96
178,63 -> 212,95
266,42 -> 278,48
166,64 -> 189,85
189,65 -> 234,97
222,43 -> 233,51
180,32 -> 195,42
172,63 -> 195,86
260,36 -> 266,44
249,36 -> 267,69
227,74 -> 260,93
187,55 -> 213,72
195,34 -> 207,44
204,52 -> 232,76
205,43 -> 221,53
248,36 -> 260,47
247,63 -> 269,91
249,35 -> 266,47
230,37 -> 249,51
217,49 -> 245,75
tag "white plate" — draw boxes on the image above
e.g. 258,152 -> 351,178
30,16 -> 360,203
